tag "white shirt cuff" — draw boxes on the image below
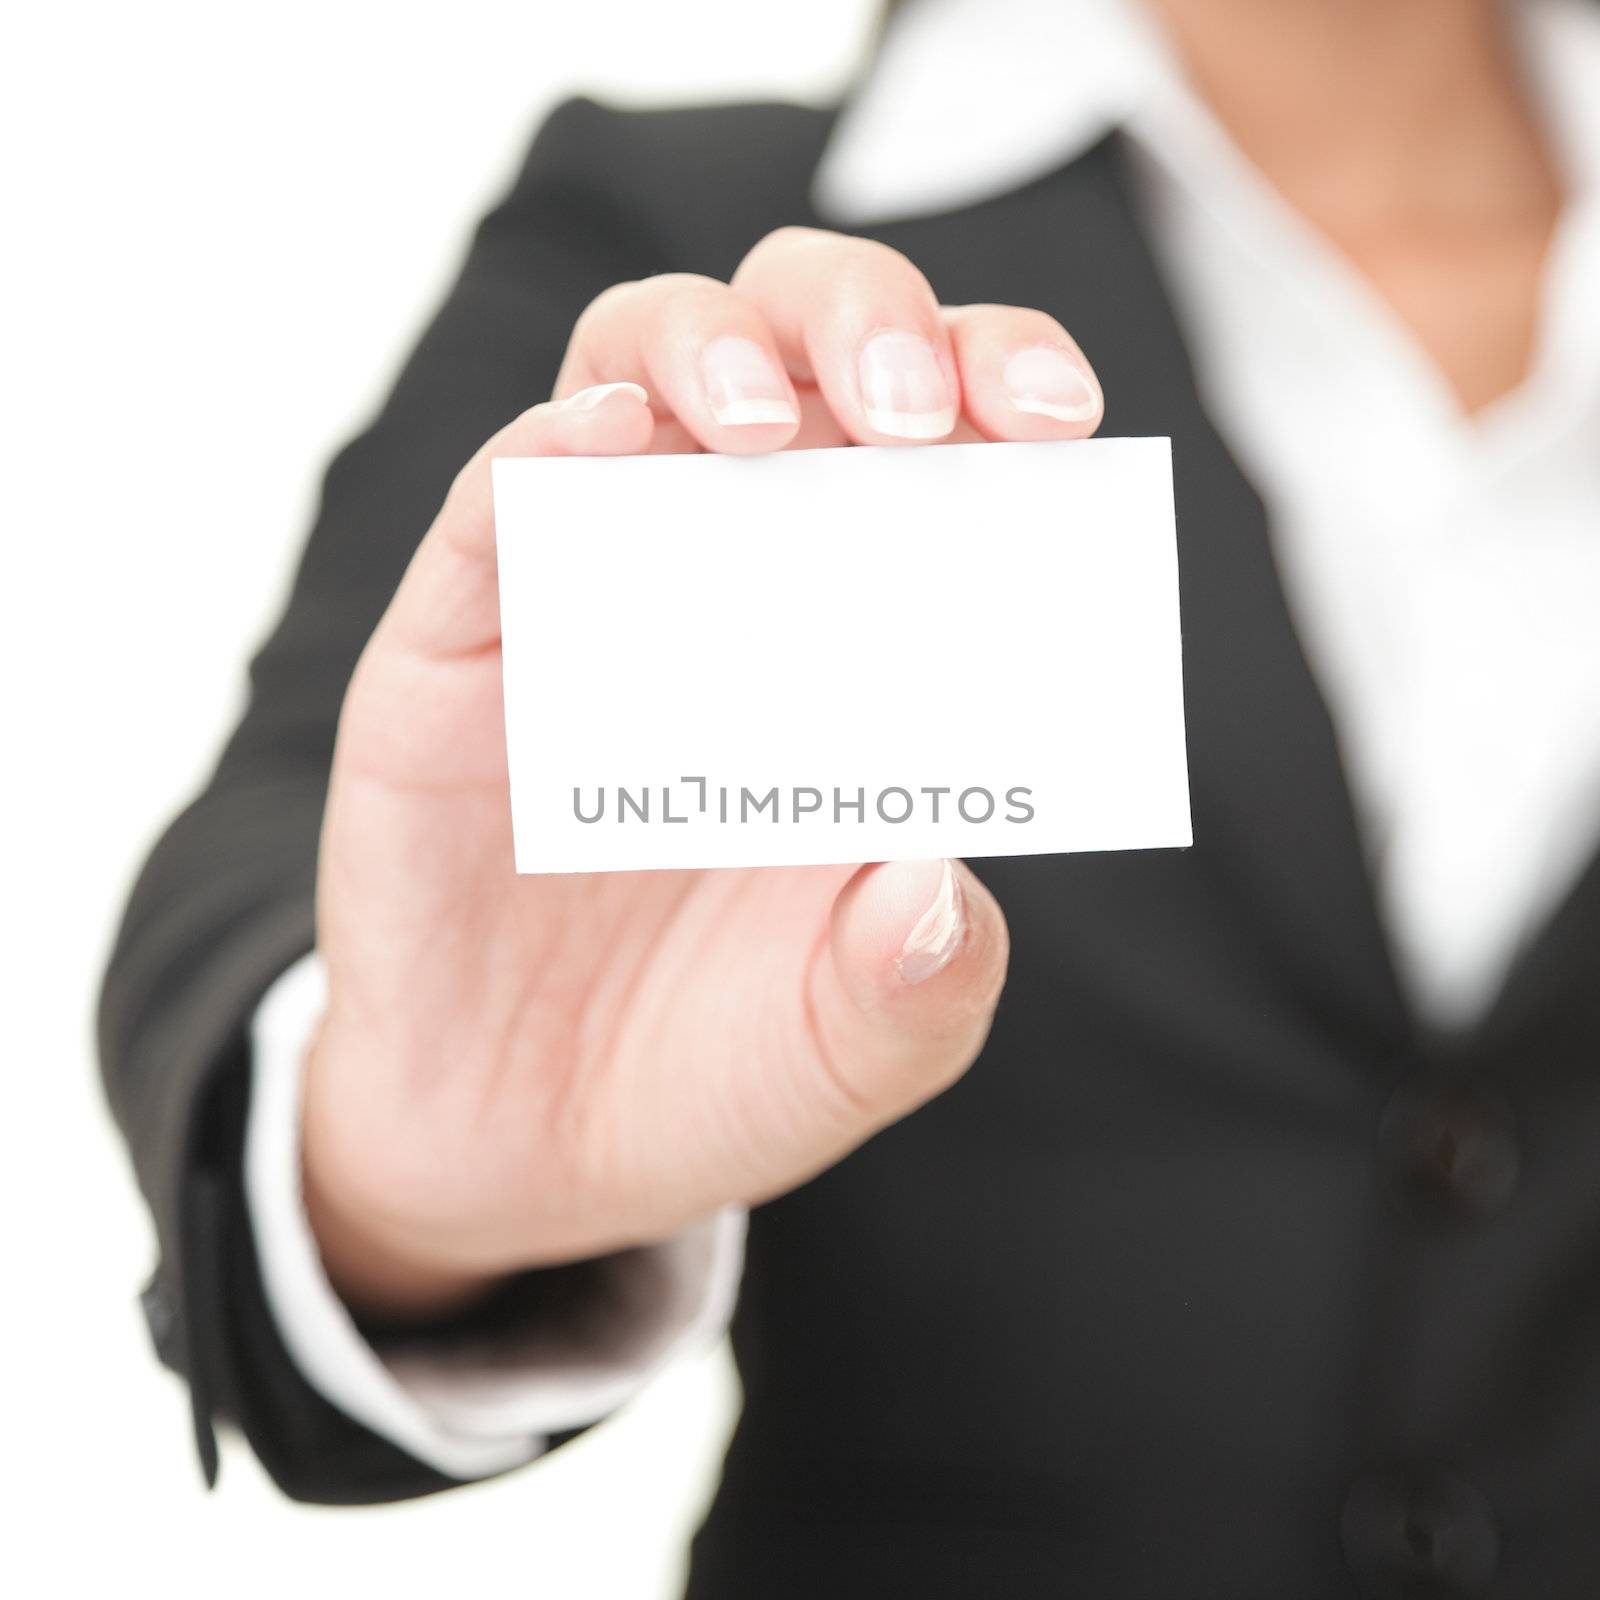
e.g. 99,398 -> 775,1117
244,951 -> 746,1481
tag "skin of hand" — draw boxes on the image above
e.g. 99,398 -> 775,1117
302,227 -> 1106,1319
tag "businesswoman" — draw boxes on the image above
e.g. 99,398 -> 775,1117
102,0 -> 1600,1593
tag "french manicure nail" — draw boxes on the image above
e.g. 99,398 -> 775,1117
702,336 -> 798,426
559,380 -> 650,413
858,330 -> 957,439
1002,347 -> 1100,422
896,860 -> 967,985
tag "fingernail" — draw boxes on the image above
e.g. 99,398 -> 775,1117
895,860 -> 967,985
1002,347 -> 1100,422
702,337 -> 798,426
858,331 -> 957,439
559,381 -> 650,413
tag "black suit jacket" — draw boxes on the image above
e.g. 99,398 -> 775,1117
100,97 -> 1600,1597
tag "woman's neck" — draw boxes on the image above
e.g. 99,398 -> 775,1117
1148,0 -> 1566,412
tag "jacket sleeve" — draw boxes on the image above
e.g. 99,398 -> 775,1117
96,97 -> 677,1505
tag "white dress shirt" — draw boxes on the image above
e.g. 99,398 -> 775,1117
247,0 -> 1600,1480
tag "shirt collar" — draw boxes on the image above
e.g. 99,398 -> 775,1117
813,0 -> 1600,226
812,0 -> 1177,224
1521,0 -> 1600,199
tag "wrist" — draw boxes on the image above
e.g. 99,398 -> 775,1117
300,1156 -> 506,1325
299,1014 -> 506,1324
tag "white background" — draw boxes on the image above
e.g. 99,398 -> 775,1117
4,3 -> 876,1592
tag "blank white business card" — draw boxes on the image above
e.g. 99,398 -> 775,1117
493,437 -> 1189,874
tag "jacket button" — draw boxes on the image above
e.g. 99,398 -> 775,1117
1340,1465 -> 1498,1598
1378,1081 -> 1518,1219
139,1270 -> 180,1366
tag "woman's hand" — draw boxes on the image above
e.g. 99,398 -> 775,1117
304,227 -> 1104,1317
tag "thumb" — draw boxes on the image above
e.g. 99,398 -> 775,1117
376,381 -> 656,663
807,858 -> 1010,1131
338,382 -> 656,790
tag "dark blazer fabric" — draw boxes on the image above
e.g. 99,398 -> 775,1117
100,98 -> 1600,1598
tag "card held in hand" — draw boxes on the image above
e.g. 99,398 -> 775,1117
493,437 -> 1190,874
